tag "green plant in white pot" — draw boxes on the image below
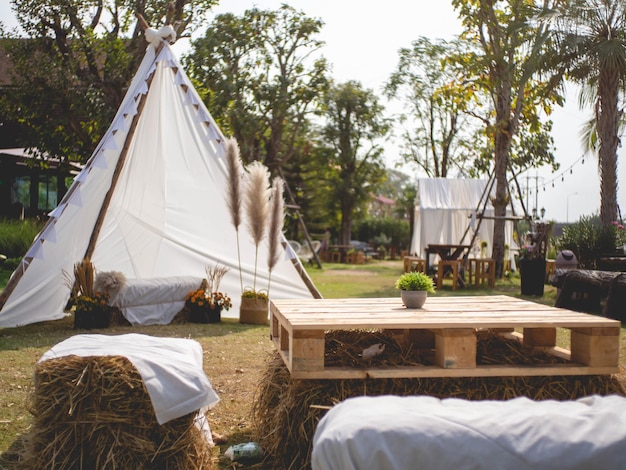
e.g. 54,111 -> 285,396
395,271 -> 436,308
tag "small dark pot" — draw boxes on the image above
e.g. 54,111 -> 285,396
189,306 -> 222,323
519,258 -> 546,296
74,309 -> 112,329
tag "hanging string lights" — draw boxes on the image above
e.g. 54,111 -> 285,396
535,155 -> 585,192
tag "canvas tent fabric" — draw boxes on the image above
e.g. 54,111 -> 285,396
0,37 -> 315,328
409,178 -> 516,261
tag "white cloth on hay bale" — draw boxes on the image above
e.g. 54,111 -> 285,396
39,333 -> 220,425
109,275 -> 204,325
311,394 -> 626,470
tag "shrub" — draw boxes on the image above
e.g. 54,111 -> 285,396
555,215 -> 617,269
353,217 -> 410,251
0,219 -> 45,258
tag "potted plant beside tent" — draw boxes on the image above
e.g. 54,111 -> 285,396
185,264 -> 232,323
69,259 -> 112,329
395,271 -> 436,308
226,139 -> 285,325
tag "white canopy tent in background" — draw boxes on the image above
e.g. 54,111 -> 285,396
409,178 -> 518,265
0,31 -> 317,328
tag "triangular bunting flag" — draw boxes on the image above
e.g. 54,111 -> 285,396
92,152 -> 109,169
186,88 -> 200,107
137,79 -> 149,96
124,98 -> 139,118
68,186 -> 83,207
75,169 -> 89,183
197,108 -> 210,124
102,136 -> 119,152
41,223 -> 57,243
48,203 -> 67,218
26,240 -> 44,260
285,243 -> 298,260
174,69 -> 186,86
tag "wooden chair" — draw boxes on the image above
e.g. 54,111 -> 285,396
468,258 -> 496,288
329,250 -> 342,263
437,259 -> 462,290
403,256 -> 426,273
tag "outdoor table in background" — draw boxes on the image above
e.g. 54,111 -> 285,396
425,244 -> 471,288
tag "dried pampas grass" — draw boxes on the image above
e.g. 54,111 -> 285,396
225,137 -> 244,291
267,176 -> 284,292
225,137 -> 243,231
94,270 -> 127,300
20,355 -> 215,469
251,330 -> 626,470
244,161 -> 271,292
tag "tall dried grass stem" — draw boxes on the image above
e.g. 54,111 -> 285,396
225,137 -> 244,291
205,263 -> 229,293
244,161 -> 270,292
267,177 -> 284,293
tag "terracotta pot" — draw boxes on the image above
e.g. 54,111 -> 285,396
400,290 -> 428,309
239,296 -> 269,324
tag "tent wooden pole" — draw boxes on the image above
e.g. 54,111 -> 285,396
284,241 -> 323,298
277,167 -> 323,269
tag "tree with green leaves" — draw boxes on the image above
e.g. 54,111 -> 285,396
451,0 -> 564,275
184,5 -> 328,170
319,81 -> 390,245
0,0 -> 217,165
385,37 -> 481,177
552,0 -> 626,227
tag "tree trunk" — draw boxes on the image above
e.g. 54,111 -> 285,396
491,88 -> 513,278
597,65 -> 620,227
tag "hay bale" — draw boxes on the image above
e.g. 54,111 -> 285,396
19,355 -> 215,470
252,330 -> 626,470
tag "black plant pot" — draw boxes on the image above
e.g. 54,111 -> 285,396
74,309 -> 112,329
519,258 -> 546,296
189,306 -> 222,323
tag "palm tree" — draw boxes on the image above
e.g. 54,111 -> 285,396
554,0 -> 626,226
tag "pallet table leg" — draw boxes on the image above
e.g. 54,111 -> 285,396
271,312 -> 280,340
570,327 -> 620,367
433,328 -> 476,369
279,323 -> 289,355
291,330 -> 325,372
523,327 -> 556,347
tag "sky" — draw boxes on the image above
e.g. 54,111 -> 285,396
1,0 -> 625,223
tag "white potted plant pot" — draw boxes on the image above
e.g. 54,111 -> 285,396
401,290 -> 428,309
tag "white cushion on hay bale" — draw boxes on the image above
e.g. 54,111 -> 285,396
40,333 -> 220,424
311,394 -> 626,470
108,275 -> 204,325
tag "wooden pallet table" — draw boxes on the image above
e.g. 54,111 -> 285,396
269,296 -> 621,380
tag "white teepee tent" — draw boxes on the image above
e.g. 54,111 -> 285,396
0,30 -> 318,328
409,178 -> 517,263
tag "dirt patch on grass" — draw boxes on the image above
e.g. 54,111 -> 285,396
323,269 -> 374,276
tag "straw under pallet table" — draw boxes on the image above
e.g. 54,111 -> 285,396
269,295 -> 621,380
